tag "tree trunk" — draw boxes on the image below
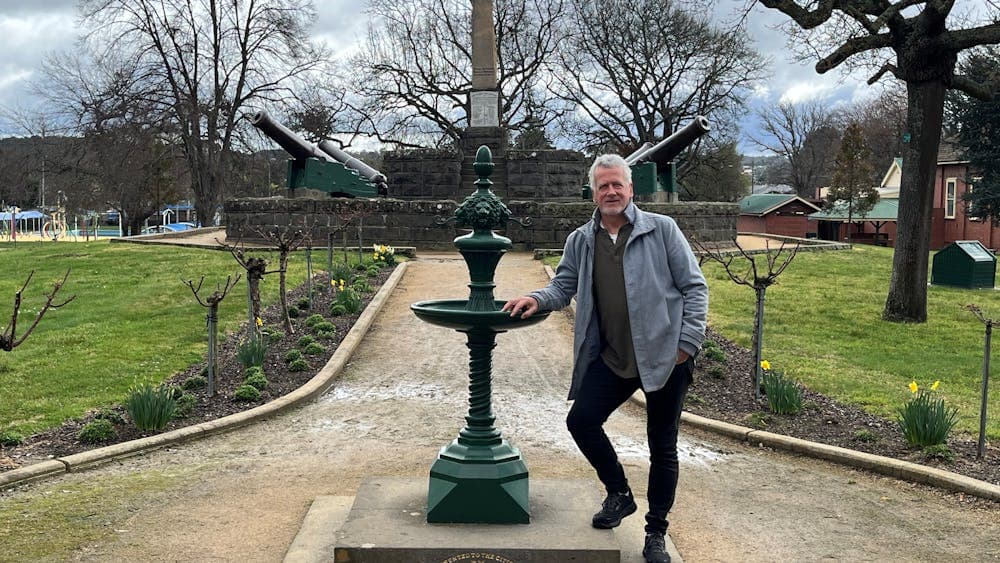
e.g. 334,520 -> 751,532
883,80 -> 946,323
278,253 -> 293,334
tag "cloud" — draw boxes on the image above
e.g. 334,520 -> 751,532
0,10 -> 79,110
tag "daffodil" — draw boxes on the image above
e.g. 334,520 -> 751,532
931,380 -> 940,391
908,381 -> 919,394
760,360 -> 771,371
255,317 -> 263,327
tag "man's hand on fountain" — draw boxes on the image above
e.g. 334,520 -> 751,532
502,296 -> 539,319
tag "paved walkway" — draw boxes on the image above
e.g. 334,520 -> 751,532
1,252 -> 999,562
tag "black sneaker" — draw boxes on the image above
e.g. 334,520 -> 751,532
643,532 -> 671,563
591,489 -> 637,529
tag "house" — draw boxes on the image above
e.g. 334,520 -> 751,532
738,194 -> 822,238
808,140 -> 998,249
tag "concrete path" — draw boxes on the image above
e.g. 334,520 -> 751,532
2,252 -> 999,562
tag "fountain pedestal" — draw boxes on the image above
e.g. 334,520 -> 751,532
411,145 -> 549,524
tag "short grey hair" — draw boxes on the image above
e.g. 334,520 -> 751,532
588,154 -> 632,188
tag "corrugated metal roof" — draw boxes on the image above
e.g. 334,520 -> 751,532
740,194 -> 796,215
808,199 -> 899,222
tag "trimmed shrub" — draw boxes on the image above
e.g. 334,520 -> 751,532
296,296 -> 311,310
288,306 -> 300,318
125,383 -> 177,432
233,384 -> 261,402
703,347 -> 726,363
311,321 -> 335,334
174,393 -> 197,418
0,430 -> 25,447
264,329 -> 285,343
303,342 -> 326,355
288,358 -> 309,372
245,371 -> 269,391
285,349 -> 303,363
182,375 -> 208,391
297,335 -> 316,348
78,419 -> 116,443
245,365 -> 265,379
95,408 -> 126,425
315,329 -> 336,341
329,303 -> 347,317
304,314 -> 325,328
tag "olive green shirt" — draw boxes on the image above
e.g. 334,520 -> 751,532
593,222 -> 638,379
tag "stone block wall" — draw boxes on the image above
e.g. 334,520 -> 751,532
224,197 -> 737,250
383,147 -> 588,201
506,150 -> 587,201
382,150 -> 464,199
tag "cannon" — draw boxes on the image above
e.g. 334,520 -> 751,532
250,111 -> 387,198
583,116 -> 711,200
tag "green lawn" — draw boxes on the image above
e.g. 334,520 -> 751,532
545,245 -> 1000,438
0,241 -> 309,436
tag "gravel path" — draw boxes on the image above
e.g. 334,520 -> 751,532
2,252 -> 999,562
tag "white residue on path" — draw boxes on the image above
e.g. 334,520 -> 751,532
322,381 -> 453,403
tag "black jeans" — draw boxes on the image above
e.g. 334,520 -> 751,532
566,356 -> 692,534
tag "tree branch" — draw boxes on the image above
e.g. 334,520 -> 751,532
758,0 -> 837,29
817,33 -> 894,73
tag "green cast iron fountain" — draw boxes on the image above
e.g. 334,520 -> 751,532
410,145 -> 550,524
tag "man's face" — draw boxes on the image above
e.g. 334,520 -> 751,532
592,165 -> 634,217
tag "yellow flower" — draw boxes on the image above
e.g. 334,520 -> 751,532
255,317 -> 263,327
931,380 -> 940,391
908,381 -> 919,394
760,360 -> 771,371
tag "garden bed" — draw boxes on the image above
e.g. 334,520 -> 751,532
0,265 -> 395,471
688,327 -> 1000,491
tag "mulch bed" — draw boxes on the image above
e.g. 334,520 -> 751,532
0,265 -> 394,472
3,266 -> 1000,507
688,327 -> 1000,494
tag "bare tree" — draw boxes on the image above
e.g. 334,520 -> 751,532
352,0 -> 570,148
38,52 -> 186,235
184,274 -> 241,397
1,271 -> 75,352
680,142 -> 750,202
549,0 -> 766,162
844,83 -> 908,177
751,100 -> 841,197
694,240 -> 799,401
252,226 -> 309,333
756,0 -> 1000,323
80,0 -> 328,227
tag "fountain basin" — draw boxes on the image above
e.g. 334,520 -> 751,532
411,299 -> 550,332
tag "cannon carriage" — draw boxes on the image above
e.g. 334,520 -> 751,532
251,111 -> 388,198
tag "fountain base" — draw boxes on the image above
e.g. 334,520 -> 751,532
428,448 -> 529,524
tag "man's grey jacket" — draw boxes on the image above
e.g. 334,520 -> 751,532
530,202 -> 709,400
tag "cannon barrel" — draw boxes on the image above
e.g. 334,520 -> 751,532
250,110 -> 333,163
624,141 -> 654,163
625,116 -> 711,167
317,140 -> 388,186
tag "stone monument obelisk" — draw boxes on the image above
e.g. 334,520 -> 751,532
464,0 -> 506,157
470,0 -> 499,128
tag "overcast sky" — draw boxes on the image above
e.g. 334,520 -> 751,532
0,0 -> 871,150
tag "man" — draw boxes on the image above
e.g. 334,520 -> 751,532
502,154 -> 708,563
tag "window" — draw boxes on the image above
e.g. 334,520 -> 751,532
946,178 -> 957,219
969,177 -> 983,221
